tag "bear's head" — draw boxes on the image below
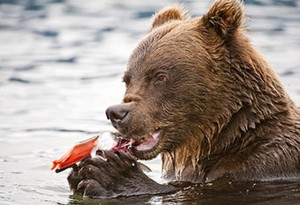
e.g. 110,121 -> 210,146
106,0 -> 290,175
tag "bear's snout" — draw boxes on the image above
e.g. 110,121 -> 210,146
106,104 -> 130,130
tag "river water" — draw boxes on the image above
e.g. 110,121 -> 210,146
0,0 -> 299,204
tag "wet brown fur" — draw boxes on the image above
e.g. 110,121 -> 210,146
118,0 -> 300,182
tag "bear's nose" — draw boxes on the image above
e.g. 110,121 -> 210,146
105,104 -> 129,129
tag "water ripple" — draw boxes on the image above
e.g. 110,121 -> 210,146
0,0 -> 299,205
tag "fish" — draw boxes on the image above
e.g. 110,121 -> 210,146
51,135 -> 99,173
51,132 -> 151,173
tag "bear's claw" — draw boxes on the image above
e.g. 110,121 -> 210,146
67,150 -> 176,198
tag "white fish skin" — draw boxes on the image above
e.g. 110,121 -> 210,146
91,132 -> 117,157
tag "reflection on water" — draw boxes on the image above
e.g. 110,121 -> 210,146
0,0 -> 299,204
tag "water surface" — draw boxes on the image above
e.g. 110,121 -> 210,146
0,0 -> 300,204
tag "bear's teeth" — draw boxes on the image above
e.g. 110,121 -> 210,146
151,129 -> 162,139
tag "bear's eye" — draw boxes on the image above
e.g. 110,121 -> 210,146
122,72 -> 131,87
154,72 -> 167,84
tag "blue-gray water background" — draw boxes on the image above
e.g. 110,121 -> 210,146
0,0 -> 300,204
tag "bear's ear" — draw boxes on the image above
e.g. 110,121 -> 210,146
151,6 -> 187,30
202,0 -> 244,38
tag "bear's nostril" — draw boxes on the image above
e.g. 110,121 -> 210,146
106,105 -> 129,123
111,111 -> 128,121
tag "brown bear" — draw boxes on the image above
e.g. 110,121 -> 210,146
68,0 -> 300,198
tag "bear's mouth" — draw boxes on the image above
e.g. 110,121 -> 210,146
114,128 -> 163,159
131,128 -> 162,151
